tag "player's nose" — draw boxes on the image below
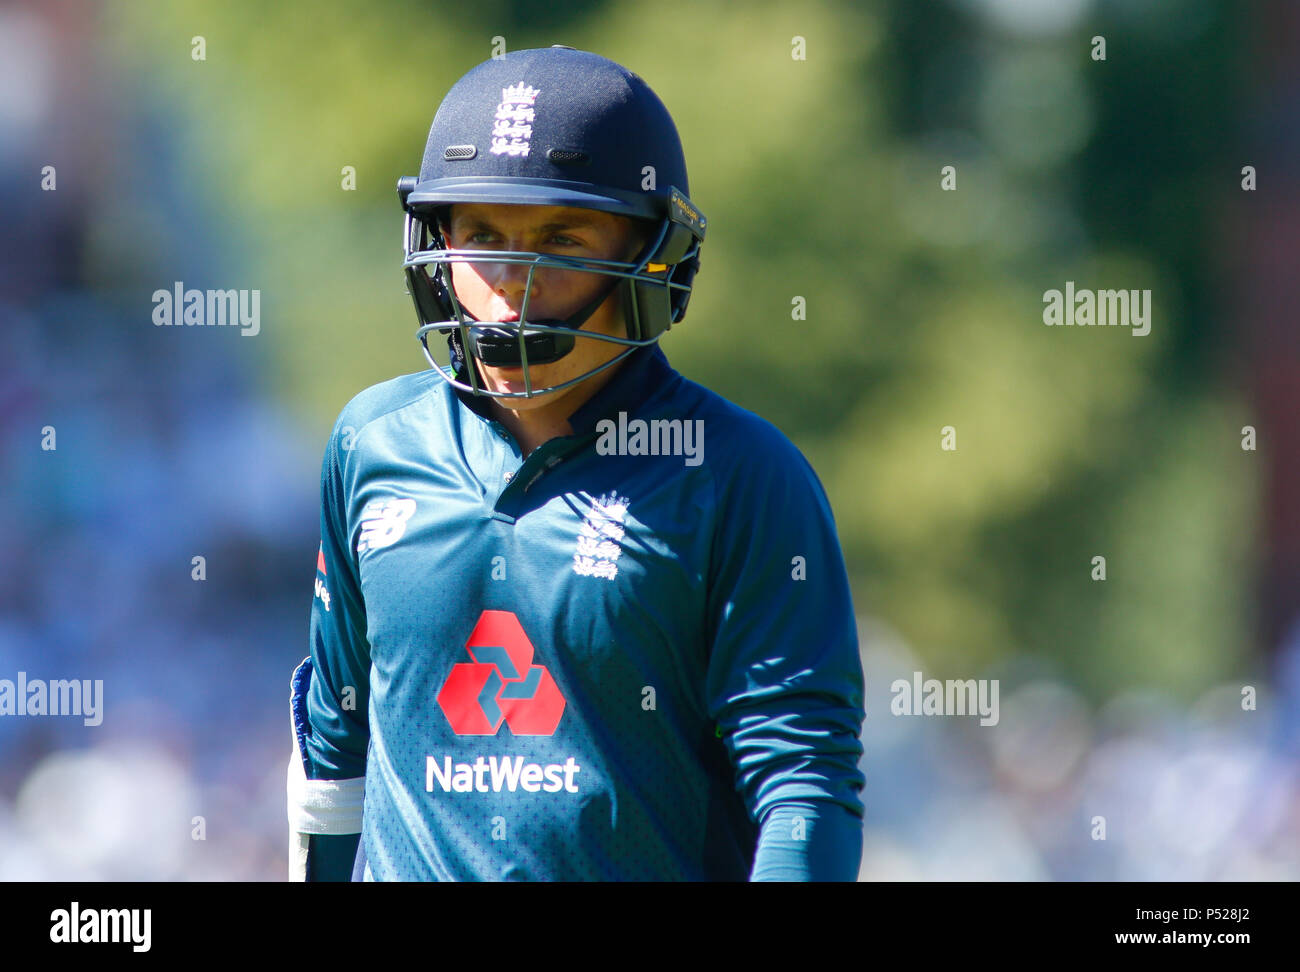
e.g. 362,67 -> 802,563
486,257 -> 538,302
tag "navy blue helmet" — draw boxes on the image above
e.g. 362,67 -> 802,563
398,46 -> 706,398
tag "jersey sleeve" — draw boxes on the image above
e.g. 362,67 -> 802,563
703,425 -> 866,878
304,415 -> 372,779
749,800 -> 864,881
287,415 -> 372,881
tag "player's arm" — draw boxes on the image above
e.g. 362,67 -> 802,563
704,428 -> 866,882
288,417 -> 372,881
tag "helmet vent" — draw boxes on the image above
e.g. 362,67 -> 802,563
547,148 -> 590,166
443,144 -> 478,161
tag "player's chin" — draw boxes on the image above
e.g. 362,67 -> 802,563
483,366 -> 565,404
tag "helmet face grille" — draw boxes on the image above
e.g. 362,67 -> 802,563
443,144 -> 477,161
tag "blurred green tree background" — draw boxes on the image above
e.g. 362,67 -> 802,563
104,0 -> 1256,700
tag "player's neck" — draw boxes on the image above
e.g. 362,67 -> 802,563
487,358 -> 626,458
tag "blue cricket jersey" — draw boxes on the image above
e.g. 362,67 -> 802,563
293,345 -> 866,880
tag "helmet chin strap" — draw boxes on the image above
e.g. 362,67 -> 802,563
456,273 -> 625,369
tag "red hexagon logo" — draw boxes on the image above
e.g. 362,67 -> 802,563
436,610 -> 566,735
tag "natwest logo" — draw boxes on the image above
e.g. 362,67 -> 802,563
436,610 -> 565,735
426,754 -> 580,794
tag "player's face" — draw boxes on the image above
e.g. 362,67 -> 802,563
443,203 -> 646,410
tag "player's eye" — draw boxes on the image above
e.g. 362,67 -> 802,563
460,231 -> 582,248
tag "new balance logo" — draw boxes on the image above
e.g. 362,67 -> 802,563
356,497 -> 416,554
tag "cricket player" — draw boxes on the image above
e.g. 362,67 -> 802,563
288,46 -> 866,881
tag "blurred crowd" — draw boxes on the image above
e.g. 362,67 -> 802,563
0,289 -> 319,880
856,620 -> 1300,880
0,2 -> 317,877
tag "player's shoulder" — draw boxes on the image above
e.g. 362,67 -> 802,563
673,374 -> 815,475
330,368 -> 447,441
669,374 -> 841,532
661,372 -> 836,516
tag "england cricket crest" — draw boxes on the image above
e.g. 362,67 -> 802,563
490,82 -> 539,158
571,492 -> 628,581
